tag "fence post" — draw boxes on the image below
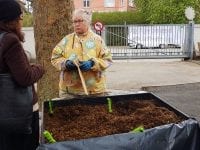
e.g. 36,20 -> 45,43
124,21 -> 127,47
103,26 -> 106,45
188,21 -> 194,60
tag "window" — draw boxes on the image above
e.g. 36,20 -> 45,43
120,0 -> 125,7
83,0 -> 90,7
104,0 -> 115,7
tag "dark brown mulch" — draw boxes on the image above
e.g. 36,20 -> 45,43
43,99 -> 185,142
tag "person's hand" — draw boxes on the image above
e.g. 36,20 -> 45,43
65,60 -> 77,71
79,60 -> 94,71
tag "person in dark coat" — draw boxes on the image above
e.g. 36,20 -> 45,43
0,0 -> 45,149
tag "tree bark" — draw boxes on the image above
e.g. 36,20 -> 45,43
32,0 -> 74,102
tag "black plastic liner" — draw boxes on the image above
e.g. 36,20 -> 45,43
38,92 -> 200,150
37,119 -> 200,150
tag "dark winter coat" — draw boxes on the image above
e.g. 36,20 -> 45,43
0,28 -> 45,105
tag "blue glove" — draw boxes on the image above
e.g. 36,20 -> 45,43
65,60 -> 76,71
79,60 -> 94,71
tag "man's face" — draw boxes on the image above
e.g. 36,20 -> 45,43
73,16 -> 88,35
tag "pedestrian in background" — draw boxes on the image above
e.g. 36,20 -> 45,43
0,0 -> 45,149
51,9 -> 112,98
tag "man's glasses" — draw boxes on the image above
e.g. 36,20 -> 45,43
73,19 -> 84,24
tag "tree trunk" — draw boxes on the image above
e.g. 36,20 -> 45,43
32,0 -> 74,102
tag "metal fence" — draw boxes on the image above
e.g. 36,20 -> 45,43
101,23 -> 194,59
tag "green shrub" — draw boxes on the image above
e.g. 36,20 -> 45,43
92,11 -> 145,46
92,11 -> 145,25
23,13 -> 33,27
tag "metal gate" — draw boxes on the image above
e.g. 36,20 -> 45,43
101,23 -> 194,59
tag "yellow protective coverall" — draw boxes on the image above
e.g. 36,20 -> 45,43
51,30 -> 112,96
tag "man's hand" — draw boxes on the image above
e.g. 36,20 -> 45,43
79,60 -> 94,71
65,60 -> 77,71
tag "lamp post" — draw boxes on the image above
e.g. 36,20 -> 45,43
185,7 -> 195,60
185,7 -> 195,21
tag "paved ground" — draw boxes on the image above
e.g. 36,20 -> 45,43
106,59 -> 200,121
107,59 -> 200,90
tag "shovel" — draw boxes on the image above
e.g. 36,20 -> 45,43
73,60 -> 88,95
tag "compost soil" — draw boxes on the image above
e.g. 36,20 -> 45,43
43,99 -> 185,142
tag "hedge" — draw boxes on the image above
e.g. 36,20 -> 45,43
92,11 -> 146,25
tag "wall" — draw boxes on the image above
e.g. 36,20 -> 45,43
22,27 -> 36,62
74,0 -> 128,12
194,24 -> 200,52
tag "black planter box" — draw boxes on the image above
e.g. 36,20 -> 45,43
38,92 -> 200,150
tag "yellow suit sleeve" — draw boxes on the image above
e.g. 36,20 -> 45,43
51,38 -> 67,71
91,39 -> 113,71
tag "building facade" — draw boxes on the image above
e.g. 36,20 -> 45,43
74,0 -> 135,12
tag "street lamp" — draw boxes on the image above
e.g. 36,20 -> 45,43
184,7 -> 195,60
185,6 -> 195,21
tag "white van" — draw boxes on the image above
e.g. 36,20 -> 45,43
128,25 -> 186,49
